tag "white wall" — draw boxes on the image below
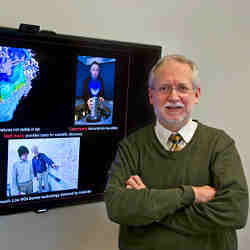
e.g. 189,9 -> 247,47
1,1 -> 250,249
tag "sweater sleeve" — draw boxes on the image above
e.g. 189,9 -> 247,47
82,77 -> 90,103
40,153 -> 54,166
11,162 -> 19,196
104,140 -> 195,226
99,77 -> 104,98
159,136 -> 249,235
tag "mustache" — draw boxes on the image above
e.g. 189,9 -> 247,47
164,102 -> 184,108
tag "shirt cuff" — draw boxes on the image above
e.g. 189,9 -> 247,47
180,185 -> 195,206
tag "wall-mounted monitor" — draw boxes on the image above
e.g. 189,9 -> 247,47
0,25 -> 161,214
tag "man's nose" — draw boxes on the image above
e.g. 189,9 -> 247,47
168,88 -> 180,100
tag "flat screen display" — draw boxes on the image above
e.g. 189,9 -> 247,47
0,27 -> 161,214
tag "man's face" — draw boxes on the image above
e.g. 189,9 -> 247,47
90,64 -> 100,79
148,61 -> 200,131
31,146 -> 38,156
21,153 -> 28,161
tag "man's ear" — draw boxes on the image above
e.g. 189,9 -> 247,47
148,88 -> 153,105
194,87 -> 201,104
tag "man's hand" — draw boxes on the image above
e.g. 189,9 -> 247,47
87,98 -> 95,111
192,185 -> 216,203
52,164 -> 59,169
87,97 -> 104,111
126,175 -> 146,190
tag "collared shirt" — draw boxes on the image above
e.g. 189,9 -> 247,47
154,119 -> 198,151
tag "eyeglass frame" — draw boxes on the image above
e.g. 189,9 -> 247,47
150,82 -> 197,95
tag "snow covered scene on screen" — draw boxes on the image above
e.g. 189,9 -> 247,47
0,46 -> 39,122
6,137 -> 80,197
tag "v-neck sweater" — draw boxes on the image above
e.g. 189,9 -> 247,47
105,121 -> 248,250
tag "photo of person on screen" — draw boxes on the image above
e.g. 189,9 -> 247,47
83,61 -> 105,113
11,145 -> 34,196
31,145 -> 58,193
7,138 -> 80,198
74,56 -> 116,125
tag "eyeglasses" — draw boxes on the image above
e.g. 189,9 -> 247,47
151,83 -> 195,95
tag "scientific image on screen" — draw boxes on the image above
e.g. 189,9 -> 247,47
74,56 -> 116,126
0,46 -> 39,123
0,43 -> 75,129
6,137 -> 80,197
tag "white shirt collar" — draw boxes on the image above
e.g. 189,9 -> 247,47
154,119 -> 197,149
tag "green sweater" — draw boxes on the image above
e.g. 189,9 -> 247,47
105,121 -> 249,250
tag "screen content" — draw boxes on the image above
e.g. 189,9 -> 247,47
7,137 -> 80,197
75,56 -> 116,126
0,46 -> 39,123
0,41 -> 129,212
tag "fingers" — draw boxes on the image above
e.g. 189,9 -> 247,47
131,175 -> 145,186
126,176 -> 140,189
87,99 -> 93,110
192,185 -> 216,203
126,184 -> 133,189
87,97 -> 103,110
126,175 -> 146,190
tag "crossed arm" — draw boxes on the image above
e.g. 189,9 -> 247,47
105,138 -> 249,235
126,175 -> 216,203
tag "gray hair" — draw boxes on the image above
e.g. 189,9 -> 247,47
148,54 -> 200,89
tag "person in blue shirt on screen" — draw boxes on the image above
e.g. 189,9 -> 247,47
31,145 -> 57,193
82,61 -> 105,111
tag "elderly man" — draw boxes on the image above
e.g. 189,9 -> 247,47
31,145 -> 57,193
105,55 -> 248,250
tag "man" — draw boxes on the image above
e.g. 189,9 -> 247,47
104,55 -> 249,250
31,145 -> 57,193
12,146 -> 33,195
